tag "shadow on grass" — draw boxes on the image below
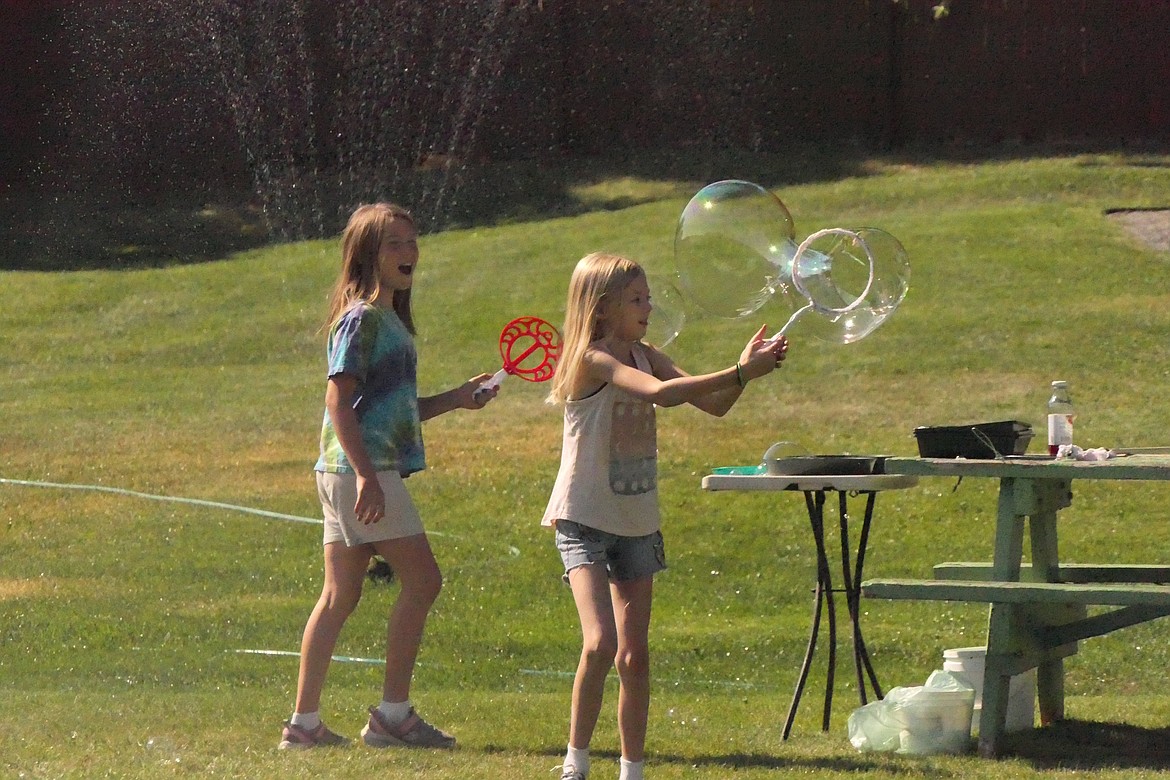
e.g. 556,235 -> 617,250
2,144 -> 877,272
5,141 -> 1168,272
1003,719 -> 1170,770
659,750 -> 962,775
514,718 -> 1170,772
521,744 -> 954,777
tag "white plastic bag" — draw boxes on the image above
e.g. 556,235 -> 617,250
847,670 -> 976,755
847,698 -> 902,752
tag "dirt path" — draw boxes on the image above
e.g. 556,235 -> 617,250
1107,209 -> 1170,253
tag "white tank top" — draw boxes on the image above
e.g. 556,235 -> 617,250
541,344 -> 660,536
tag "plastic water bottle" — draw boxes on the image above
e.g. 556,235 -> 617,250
1047,380 -> 1076,455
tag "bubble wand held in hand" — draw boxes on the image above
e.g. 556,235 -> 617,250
763,227 -> 876,345
473,316 -> 562,402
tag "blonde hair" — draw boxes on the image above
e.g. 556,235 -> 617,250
546,252 -> 645,405
325,202 -> 416,334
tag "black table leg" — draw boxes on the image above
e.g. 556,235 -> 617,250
840,491 -> 883,703
853,492 -> 884,700
782,544 -> 822,738
783,490 -> 837,736
838,491 -> 867,701
782,488 -> 884,738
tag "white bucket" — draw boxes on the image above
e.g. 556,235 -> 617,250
892,688 -> 975,755
943,646 -> 1036,734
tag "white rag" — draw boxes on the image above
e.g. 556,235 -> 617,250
1056,444 -> 1114,461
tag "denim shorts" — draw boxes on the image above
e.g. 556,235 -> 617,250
554,519 -> 666,583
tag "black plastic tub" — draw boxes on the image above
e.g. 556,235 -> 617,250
913,421 -> 1034,459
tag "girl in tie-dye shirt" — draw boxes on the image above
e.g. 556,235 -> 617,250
279,202 -> 497,751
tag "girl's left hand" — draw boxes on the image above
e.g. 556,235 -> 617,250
739,327 -> 788,381
766,333 -> 788,365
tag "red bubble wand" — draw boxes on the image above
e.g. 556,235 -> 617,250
475,316 -> 562,400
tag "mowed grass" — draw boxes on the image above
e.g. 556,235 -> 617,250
4,151 -> 1170,778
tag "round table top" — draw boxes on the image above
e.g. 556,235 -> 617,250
701,473 -> 919,492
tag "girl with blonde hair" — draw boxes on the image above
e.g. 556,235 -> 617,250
543,252 -> 789,780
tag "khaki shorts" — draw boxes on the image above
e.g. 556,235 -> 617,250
316,470 -> 424,547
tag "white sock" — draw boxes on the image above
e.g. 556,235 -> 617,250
619,757 -> 643,780
377,699 -> 412,725
565,744 -> 590,775
289,710 -> 321,730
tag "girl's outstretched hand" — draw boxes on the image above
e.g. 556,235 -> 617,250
739,325 -> 788,382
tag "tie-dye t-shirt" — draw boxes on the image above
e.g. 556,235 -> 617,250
314,302 -> 425,477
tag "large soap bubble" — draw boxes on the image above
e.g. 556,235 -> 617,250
674,178 -> 910,346
674,180 -> 797,320
762,226 -> 910,344
645,273 -> 686,349
849,227 -> 910,319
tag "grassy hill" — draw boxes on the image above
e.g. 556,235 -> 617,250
3,150 -> 1170,778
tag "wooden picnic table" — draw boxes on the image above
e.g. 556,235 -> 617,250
861,454 -> 1170,757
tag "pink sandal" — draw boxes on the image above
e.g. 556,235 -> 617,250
278,721 -> 349,750
360,706 -> 456,749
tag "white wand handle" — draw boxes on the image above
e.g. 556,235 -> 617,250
763,303 -> 813,346
473,368 -> 508,402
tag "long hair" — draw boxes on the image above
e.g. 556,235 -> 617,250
324,202 -> 416,334
546,252 -> 645,405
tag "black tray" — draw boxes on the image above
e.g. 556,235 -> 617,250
764,455 -> 885,476
914,420 -> 1034,459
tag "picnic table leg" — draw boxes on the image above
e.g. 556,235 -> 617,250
1034,648 -> 1065,725
978,477 -> 1028,758
1027,479 -> 1072,724
979,616 -> 1016,759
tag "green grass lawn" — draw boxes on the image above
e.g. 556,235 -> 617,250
4,150 -> 1170,778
